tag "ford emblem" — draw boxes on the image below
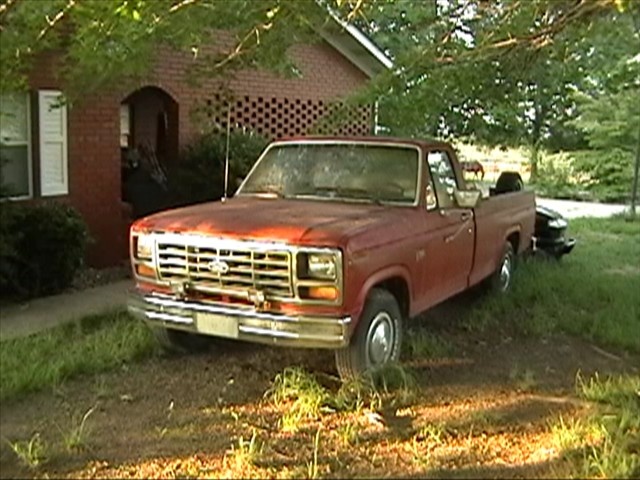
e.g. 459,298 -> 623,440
208,259 -> 230,275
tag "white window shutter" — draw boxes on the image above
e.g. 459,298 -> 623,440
39,90 -> 68,196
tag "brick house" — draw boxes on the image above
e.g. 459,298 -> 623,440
0,17 -> 391,268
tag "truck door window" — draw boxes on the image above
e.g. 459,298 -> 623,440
426,151 -> 458,209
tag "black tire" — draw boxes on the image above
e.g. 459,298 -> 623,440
490,242 -> 516,293
150,326 -> 212,353
335,288 -> 403,380
495,172 -> 524,194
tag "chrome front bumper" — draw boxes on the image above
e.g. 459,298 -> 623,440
128,292 -> 351,349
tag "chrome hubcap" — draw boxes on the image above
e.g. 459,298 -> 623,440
500,254 -> 512,291
366,312 -> 395,367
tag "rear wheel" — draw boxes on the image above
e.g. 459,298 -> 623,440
150,326 -> 212,353
490,242 -> 516,293
335,288 -> 403,380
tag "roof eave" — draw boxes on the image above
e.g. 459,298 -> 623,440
316,12 -> 393,78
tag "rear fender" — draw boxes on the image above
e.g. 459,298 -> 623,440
349,265 -> 412,333
490,227 -> 522,273
504,226 -> 522,255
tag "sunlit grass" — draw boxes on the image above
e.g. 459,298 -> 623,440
224,430 -> 264,472
6,433 -> 48,470
548,373 -> 640,479
266,367 -> 329,432
577,373 -> 640,409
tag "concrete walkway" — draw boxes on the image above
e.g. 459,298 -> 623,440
0,279 -> 132,341
536,197 -> 636,219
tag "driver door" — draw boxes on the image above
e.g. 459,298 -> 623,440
417,149 -> 475,308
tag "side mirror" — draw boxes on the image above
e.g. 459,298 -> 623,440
454,189 -> 481,209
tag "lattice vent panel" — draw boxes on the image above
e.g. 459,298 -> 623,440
203,94 -> 373,139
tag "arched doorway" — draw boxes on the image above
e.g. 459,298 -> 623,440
120,86 -> 179,218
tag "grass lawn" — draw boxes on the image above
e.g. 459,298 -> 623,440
0,309 -> 158,402
463,216 -> 640,478
465,216 -> 640,352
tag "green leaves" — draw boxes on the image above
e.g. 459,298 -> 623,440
358,0 -> 635,153
0,0 -> 328,99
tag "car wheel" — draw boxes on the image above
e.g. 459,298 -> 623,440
335,288 -> 403,381
491,242 -> 516,293
150,326 -> 212,353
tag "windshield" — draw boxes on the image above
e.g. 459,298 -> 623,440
238,143 -> 420,205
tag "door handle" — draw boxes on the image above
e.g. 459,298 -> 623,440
461,211 -> 472,222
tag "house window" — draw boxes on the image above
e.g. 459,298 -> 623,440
0,93 -> 32,198
0,90 -> 69,199
39,90 -> 69,197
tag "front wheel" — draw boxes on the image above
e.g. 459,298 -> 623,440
335,288 -> 403,380
150,326 -> 212,353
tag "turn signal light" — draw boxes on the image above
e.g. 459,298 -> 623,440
136,264 -> 156,278
307,286 -> 338,301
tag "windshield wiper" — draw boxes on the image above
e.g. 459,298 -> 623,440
364,195 -> 384,206
294,187 -> 385,205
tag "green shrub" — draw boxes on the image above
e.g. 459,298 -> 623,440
0,202 -> 90,297
535,151 -> 590,200
168,130 -> 269,206
571,148 -> 634,203
534,149 -> 634,203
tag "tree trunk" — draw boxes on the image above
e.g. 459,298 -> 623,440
630,117 -> 640,219
529,103 -> 545,182
629,0 -> 640,219
530,142 -> 540,181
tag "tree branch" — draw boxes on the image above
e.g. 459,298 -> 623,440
36,0 -> 76,42
417,0 -> 613,69
169,0 -> 199,14
212,24 -> 262,70
0,0 -> 19,17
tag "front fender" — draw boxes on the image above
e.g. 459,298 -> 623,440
348,264 -> 413,333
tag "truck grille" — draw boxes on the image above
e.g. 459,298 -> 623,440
156,238 -> 293,298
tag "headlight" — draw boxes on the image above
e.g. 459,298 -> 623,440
307,253 -> 337,279
548,218 -> 567,229
135,235 -> 154,259
296,250 -> 342,303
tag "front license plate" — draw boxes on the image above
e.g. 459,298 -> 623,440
195,312 -> 239,339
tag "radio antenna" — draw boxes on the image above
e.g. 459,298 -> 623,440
222,105 -> 231,202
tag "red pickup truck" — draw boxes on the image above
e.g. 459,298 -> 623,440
128,137 -> 535,379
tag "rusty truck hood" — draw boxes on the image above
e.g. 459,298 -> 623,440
132,196 -> 412,247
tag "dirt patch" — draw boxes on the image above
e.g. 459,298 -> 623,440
1,317 -> 637,479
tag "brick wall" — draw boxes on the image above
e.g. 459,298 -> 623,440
24,34 -> 375,267
139,34 -> 373,144
27,53 -> 125,267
